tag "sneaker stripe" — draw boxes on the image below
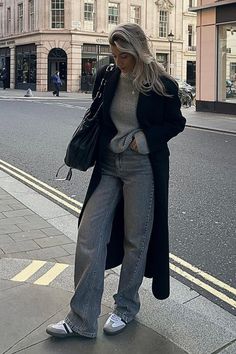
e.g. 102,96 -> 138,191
63,322 -> 72,334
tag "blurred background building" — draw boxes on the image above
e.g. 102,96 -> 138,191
0,0 -> 197,92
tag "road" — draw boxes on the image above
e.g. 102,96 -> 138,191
0,97 -> 235,314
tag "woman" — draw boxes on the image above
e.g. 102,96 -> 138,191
46,23 -> 186,339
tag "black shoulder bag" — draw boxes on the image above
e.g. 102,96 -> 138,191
56,64 -> 114,180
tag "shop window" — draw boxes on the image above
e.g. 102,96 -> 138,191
81,44 -> 111,92
218,24 -> 236,102
130,6 -> 141,25
17,3 -> 23,33
159,10 -> 168,38
83,44 -> 97,53
99,45 -> 111,54
51,0 -> 64,29
16,46 -> 36,87
108,3 -> 119,31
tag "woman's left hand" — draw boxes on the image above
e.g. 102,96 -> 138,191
130,138 -> 138,152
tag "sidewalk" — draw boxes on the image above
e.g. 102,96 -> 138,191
0,88 -> 236,134
0,90 -> 236,353
0,177 -> 236,354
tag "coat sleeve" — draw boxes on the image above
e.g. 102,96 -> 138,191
92,65 -> 108,99
143,78 -> 186,152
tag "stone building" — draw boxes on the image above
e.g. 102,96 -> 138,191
0,0 -> 197,92
192,0 -> 236,114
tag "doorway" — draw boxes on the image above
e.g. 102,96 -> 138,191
187,61 -> 196,86
48,48 -> 67,91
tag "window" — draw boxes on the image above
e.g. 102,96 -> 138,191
218,24 -> 236,102
156,53 -> 168,71
28,0 -> 34,31
108,2 -> 119,30
159,10 -> 168,38
188,1 -> 196,11
188,25 -> 193,47
51,0 -> 64,29
130,6 -> 141,25
15,45 -> 37,88
7,7 -> 11,35
230,62 -> 236,80
84,0 -> 95,31
17,3 -> 23,33
0,6 -> 3,38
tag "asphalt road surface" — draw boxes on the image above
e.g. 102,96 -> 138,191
0,97 -> 235,314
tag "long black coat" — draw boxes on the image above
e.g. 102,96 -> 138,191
79,66 -> 186,300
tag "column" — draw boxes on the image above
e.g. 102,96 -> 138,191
9,45 -> 15,89
36,42 -> 48,91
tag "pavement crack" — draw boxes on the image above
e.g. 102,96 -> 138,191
210,338 -> 236,354
9,338 -> 51,354
182,294 -> 201,304
2,304 -> 68,354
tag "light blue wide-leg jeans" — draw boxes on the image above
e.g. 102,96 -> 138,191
65,147 -> 154,337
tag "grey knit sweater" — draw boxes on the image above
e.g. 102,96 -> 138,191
109,73 -> 150,154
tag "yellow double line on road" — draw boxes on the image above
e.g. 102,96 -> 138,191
0,159 -> 235,308
11,260 -> 69,285
0,159 -> 82,214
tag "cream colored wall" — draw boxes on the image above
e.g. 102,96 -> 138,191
196,7 -> 216,101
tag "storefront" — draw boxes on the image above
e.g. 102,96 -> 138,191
15,44 -> 36,90
81,43 -> 112,92
194,1 -> 236,114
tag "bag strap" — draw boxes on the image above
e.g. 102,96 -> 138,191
94,64 -> 115,100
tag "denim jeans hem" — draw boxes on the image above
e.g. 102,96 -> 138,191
65,316 -> 97,338
113,310 -> 134,324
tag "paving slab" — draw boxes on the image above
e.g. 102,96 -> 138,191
103,273 -> 236,354
6,309 -> 186,354
0,278 -> 186,354
0,281 -> 71,354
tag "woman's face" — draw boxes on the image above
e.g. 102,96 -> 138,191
111,44 -> 136,74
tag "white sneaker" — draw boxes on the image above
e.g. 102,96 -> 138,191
103,313 -> 127,335
46,320 -> 79,338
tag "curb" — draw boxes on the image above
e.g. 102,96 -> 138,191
186,124 -> 236,135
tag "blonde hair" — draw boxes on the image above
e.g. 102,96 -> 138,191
108,23 -> 175,96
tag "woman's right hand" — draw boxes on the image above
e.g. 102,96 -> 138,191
130,138 -> 138,152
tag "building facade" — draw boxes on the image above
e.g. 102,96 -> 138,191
0,0 -> 197,92
192,0 -> 236,114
